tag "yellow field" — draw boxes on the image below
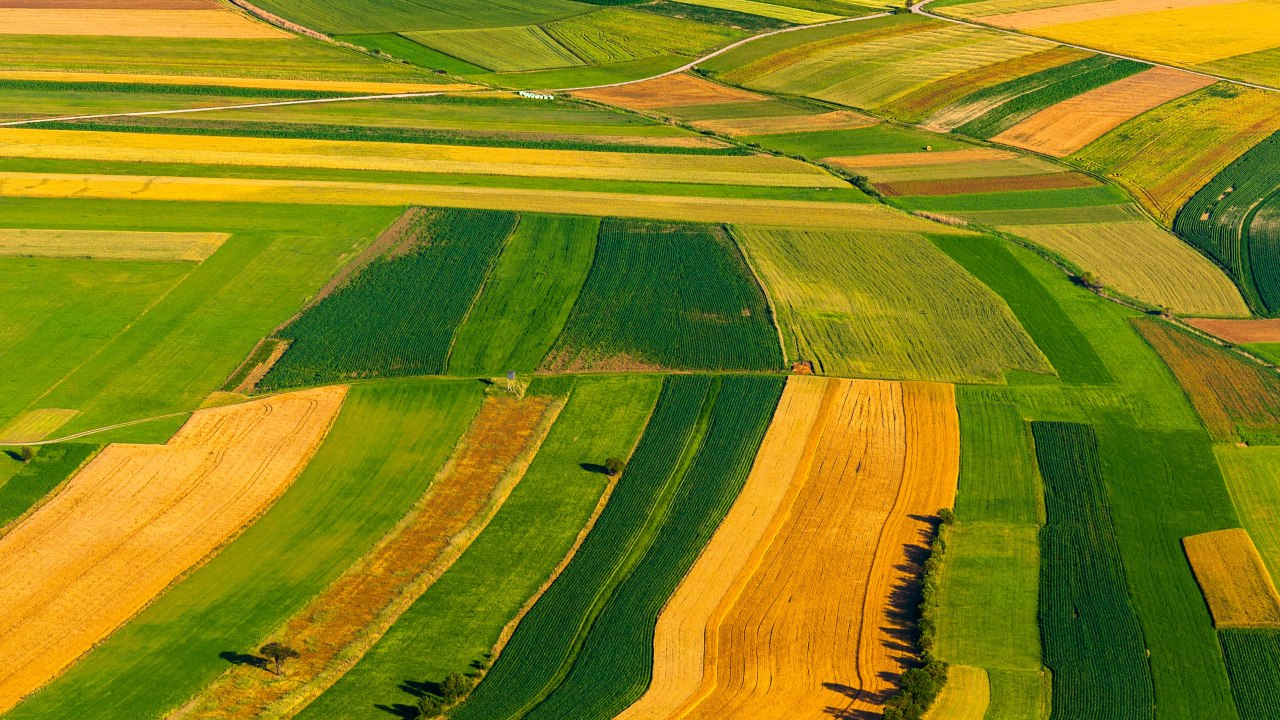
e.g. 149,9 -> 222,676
0,129 -> 841,188
674,0 -> 841,23
1030,1 -> 1280,66
0,171 -> 953,231
575,73 -> 770,110
982,0 -> 1236,29
923,666 -> 990,720
0,70 -> 467,94
994,67 -> 1214,157
1005,219 -> 1249,315
0,387 -> 345,714
0,8 -> 288,38
0,228 -> 228,261
637,379 -> 960,720
0,409 -> 78,444
1184,528 -> 1280,628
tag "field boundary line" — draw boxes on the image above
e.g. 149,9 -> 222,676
910,0 -> 1280,94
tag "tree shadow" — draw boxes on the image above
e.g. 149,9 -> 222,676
219,651 -> 267,670
373,703 -> 419,719
579,462 -> 610,475
2,449 -> 25,462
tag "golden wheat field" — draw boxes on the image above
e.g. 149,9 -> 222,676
0,8 -> 289,37
1184,528 -> 1280,628
0,228 -> 228,261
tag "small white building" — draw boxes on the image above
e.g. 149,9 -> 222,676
518,90 -> 555,100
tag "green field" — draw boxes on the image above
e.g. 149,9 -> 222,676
406,26 -> 584,72
1219,629 -> 1280,720
262,208 -> 516,389
1032,421 -> 1155,720
545,8 -> 743,66
1216,446 -> 1280,580
448,214 -> 599,377
298,374 -> 661,718
253,0 -> 594,34
543,219 -> 783,372
0,444 -> 99,529
8,379 -> 482,719
735,226 -> 1050,382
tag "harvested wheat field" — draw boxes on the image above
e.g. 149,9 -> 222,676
829,148 -> 1020,170
0,228 -> 228,262
574,73 -> 768,110
0,387 -> 345,714
0,8 -> 288,37
171,393 -> 562,720
994,67 -> 1215,156
982,0 -> 1238,30
1184,528 -> 1280,628
616,375 -> 832,720
633,379 -> 959,720
922,665 -> 990,720
0,0 -> 220,7
693,110 -> 876,137
1187,318 -> 1280,344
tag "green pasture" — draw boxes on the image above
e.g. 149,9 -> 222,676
7,378 -> 483,720
253,0 -> 594,34
300,374 -> 661,718
746,124 -> 973,159
1216,446 -> 1280,581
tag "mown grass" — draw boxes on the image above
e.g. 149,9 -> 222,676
338,33 -> 489,74
737,226 -> 1049,382
448,214 -> 600,376
299,374 -> 661,719
8,378 -> 483,720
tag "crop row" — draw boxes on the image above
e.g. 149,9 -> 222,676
260,208 -> 515,389
450,375 -> 714,720
1031,421 -> 1155,720
522,375 -> 784,720
1173,129 -> 1280,315
543,218 -> 784,373
955,56 -> 1149,139
1219,629 -> 1280,719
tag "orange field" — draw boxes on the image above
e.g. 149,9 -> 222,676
171,393 -> 562,719
624,378 -> 959,719
574,73 -> 768,110
1188,318 -> 1280,344
1184,528 -> 1280,628
0,8 -> 289,37
0,387 -> 346,713
994,67 -> 1215,156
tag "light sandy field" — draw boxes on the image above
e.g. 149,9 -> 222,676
1184,528 -> 1280,628
676,0 -> 841,22
0,70 -> 466,94
0,387 -> 346,714
0,8 -> 288,37
1187,318 -> 1280,343
575,73 -> 770,110
0,171 -> 953,231
994,67 -> 1215,156
981,0 -> 1238,29
172,393 -> 562,720
616,376 -> 832,720
692,110 -> 876,137
1004,220 -> 1248,315
641,379 -> 960,720
939,0 -> 1111,19
829,148 -> 1020,169
0,408 -> 78,444
0,129 -> 841,188
0,228 -> 228,262
1029,0 -> 1280,66
923,665 -> 990,720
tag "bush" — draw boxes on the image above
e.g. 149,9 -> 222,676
604,457 -> 625,477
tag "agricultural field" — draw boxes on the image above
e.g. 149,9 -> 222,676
6,3 -> 1280,720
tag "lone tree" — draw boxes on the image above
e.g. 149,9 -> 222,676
415,695 -> 443,719
440,672 -> 474,703
260,642 -> 300,676
604,457 -> 625,477
17,447 -> 34,463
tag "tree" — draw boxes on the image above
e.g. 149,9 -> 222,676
604,457 -> 625,477
17,447 -> 34,463
440,672 -> 474,703
259,642 -> 299,676
937,507 -> 955,526
415,695 -> 443,719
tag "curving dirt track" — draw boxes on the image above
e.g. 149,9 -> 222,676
0,386 -> 346,714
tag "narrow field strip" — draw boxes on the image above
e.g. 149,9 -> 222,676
0,409 -> 78,444
980,0 -> 1238,30
993,66 -> 1214,156
675,378 -> 959,719
693,109 -> 875,137
0,386 -> 346,714
1187,318 -> 1280,344
0,71 -> 465,94
0,128 -> 839,188
1184,528 -> 1280,629
0,172 -> 942,230
0,228 -> 228,262
923,665 -> 990,720
615,375 -> 831,720
829,148 -> 1020,169
575,73 -> 769,110
0,8 -> 289,37
171,392 -> 563,719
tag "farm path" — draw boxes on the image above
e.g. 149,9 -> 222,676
0,12 -> 888,128
911,0 -> 1280,93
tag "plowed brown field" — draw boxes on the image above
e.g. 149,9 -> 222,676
1188,318 -> 1280,344
575,73 -> 768,110
1184,528 -> 1280,628
994,67 -> 1215,156
171,393 -> 562,719
0,387 -> 346,714
629,379 -> 958,720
